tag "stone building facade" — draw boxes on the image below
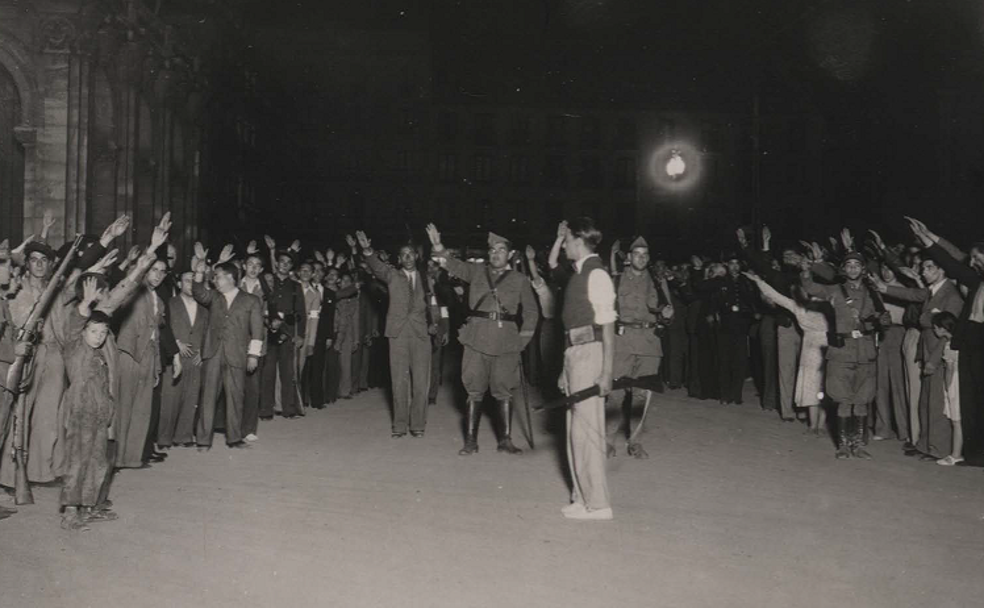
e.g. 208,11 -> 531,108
0,0 -> 253,256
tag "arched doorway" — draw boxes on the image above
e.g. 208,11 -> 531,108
0,63 -> 24,242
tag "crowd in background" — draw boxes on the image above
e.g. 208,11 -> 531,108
1,208 -> 982,530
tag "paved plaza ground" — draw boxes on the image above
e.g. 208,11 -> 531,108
2,378 -> 983,608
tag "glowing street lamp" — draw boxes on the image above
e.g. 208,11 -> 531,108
666,150 -> 685,180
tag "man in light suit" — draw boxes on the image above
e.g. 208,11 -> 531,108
192,261 -> 264,449
159,271 -> 209,448
356,230 -> 431,438
877,258 -> 965,458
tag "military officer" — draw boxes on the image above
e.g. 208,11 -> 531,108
425,224 -> 539,456
802,251 -> 886,460
608,236 -> 672,459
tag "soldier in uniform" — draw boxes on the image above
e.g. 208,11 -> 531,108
608,237 -> 672,459
802,251 -> 887,459
425,224 -> 539,456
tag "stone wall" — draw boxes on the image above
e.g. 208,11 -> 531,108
0,0 -> 252,257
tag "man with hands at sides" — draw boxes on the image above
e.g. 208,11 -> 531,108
191,255 -> 264,450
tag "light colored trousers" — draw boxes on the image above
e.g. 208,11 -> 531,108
903,328 -> 922,442
563,342 -> 611,511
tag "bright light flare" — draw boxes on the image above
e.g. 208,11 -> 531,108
649,141 -> 702,193
666,150 -> 686,178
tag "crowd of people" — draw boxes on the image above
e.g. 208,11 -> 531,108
0,209 -> 982,527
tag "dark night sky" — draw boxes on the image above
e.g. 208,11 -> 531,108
241,0 -> 984,247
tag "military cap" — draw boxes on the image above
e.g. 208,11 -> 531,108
629,236 -> 649,251
487,232 -> 513,249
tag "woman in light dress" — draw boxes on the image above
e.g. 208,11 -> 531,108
743,270 -> 830,436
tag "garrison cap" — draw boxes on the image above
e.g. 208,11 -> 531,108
487,232 -> 513,249
629,236 -> 649,251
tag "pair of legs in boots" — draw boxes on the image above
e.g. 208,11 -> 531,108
458,348 -> 522,455
459,398 -> 522,455
835,402 -> 872,460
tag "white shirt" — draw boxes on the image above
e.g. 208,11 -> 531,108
573,254 -> 617,326
241,276 -> 261,296
404,269 -> 416,290
929,278 -> 947,297
180,293 -> 198,326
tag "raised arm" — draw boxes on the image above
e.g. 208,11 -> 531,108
548,220 -> 567,270
743,271 -> 797,315
98,214 -> 171,315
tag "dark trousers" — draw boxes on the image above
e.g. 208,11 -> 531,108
261,339 -> 299,417
960,347 -> 984,465
875,326 -> 907,440
389,331 -> 431,433
687,332 -> 702,398
665,323 -> 688,388
695,325 -> 718,399
160,359 -> 202,446
142,384 -> 163,461
429,340 -> 443,401
197,356 -> 246,447
716,321 -> 749,403
307,348 -> 327,406
243,355 -> 262,434
325,349 -> 340,403
917,369 -> 952,458
758,315 -> 778,411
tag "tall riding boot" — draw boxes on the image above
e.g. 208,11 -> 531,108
496,399 -> 523,454
458,400 -> 482,455
851,415 -> 873,460
835,415 -> 852,459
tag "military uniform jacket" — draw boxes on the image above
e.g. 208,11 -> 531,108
443,257 -> 538,356
802,274 -> 878,363
614,269 -> 662,357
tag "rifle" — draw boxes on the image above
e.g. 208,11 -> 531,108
10,235 -> 82,504
533,374 -> 664,412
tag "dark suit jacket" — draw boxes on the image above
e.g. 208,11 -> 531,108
884,279 -> 965,360
191,281 -> 264,369
168,295 -> 209,355
366,255 -> 429,339
927,242 -> 984,351
116,288 -> 165,365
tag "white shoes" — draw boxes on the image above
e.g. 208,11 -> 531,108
245,433 -> 259,443
562,502 -> 613,521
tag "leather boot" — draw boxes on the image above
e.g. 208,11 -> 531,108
835,416 -> 852,459
851,416 -> 873,460
458,400 -> 481,455
496,399 -> 523,454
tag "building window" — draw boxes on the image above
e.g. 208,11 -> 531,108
439,111 -> 457,142
544,155 -> 567,187
547,115 -> 568,147
438,154 -> 457,182
509,155 -> 531,184
475,113 -> 496,146
580,116 -> 601,148
614,157 -> 635,188
616,118 -> 636,149
578,157 -> 603,188
474,155 -> 493,182
510,114 -> 531,145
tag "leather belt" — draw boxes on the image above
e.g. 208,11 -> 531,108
468,310 -> 519,323
565,324 -> 603,347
